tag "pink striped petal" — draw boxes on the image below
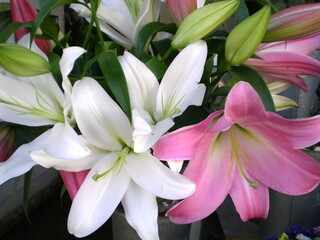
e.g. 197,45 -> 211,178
247,52 -> 320,77
224,82 -> 268,123
229,168 -> 269,221
166,133 -> 235,224
258,33 -> 320,55
234,126 -> 320,195
243,113 -> 320,150
153,111 -> 222,161
60,170 -> 89,200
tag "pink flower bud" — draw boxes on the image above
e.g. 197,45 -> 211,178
264,3 -> 320,42
10,0 -> 51,53
0,125 -> 15,162
167,0 -> 197,25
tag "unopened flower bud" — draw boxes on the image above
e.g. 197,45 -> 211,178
171,0 -> 240,50
0,125 -> 15,162
167,0 -> 197,25
225,5 -> 270,66
264,3 -> 320,42
0,44 -> 51,76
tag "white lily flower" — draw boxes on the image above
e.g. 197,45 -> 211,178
70,0 -> 161,49
0,35 -> 86,185
30,77 -> 195,239
118,40 -> 207,153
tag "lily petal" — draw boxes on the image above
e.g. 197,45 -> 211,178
0,130 -> 51,185
272,94 -> 298,111
258,33 -> 320,55
126,152 -> 195,200
30,148 -> 105,172
0,73 -> 61,126
122,181 -> 159,240
154,111 -> 222,160
59,47 -> 86,96
132,107 -> 174,153
244,113 -> 320,149
118,51 -> 159,113
167,133 -> 235,224
234,126 -> 320,195
156,40 -> 207,119
68,156 -> 130,237
72,77 -> 133,151
229,168 -> 269,221
42,122 -> 91,160
224,81 -> 268,123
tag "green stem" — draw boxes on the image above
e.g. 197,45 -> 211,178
90,0 -> 106,51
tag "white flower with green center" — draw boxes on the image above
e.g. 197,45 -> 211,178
0,34 -> 86,185
119,40 -> 207,153
71,0 -> 161,48
30,77 -> 195,239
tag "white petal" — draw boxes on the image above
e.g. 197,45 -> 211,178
272,94 -> 299,111
156,40 -> 207,119
0,73 -> 59,126
59,46 -> 86,95
72,77 -> 133,151
167,160 -> 184,173
30,149 -> 106,171
133,0 -> 161,40
42,122 -> 91,159
118,52 -> 159,112
96,5 -> 135,42
0,130 -> 51,185
132,108 -> 174,153
126,152 -> 195,200
101,0 -> 132,19
68,156 -> 130,237
122,181 -> 159,240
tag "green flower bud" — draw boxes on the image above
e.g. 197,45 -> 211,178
225,5 -> 270,66
0,44 -> 51,77
171,0 -> 240,50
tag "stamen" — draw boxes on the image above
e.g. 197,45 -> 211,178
92,146 -> 130,181
229,127 -> 258,189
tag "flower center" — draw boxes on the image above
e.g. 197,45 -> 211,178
229,126 -> 258,189
92,146 -> 130,181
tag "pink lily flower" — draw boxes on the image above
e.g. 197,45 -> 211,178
244,33 -> 320,91
60,170 -> 89,200
10,0 -> 51,53
154,81 -> 320,223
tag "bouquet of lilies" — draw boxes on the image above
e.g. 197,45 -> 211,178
0,0 -> 319,239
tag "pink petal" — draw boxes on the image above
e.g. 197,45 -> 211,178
234,126 -> 320,195
246,52 -> 320,77
229,168 -> 269,221
243,113 -> 320,149
153,111 -> 222,161
224,82 -> 268,123
258,33 -> 320,55
60,170 -> 89,200
259,72 -> 308,91
166,133 -> 235,224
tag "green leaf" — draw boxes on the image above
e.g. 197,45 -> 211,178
145,58 -> 167,80
236,0 -> 249,24
23,169 -> 33,223
98,51 -> 132,121
0,22 -> 33,43
212,86 -> 232,97
0,3 -> 10,12
135,22 -> 176,58
229,66 -> 275,112
201,55 -> 214,85
30,0 -> 78,44
40,21 -> 60,43
171,106 -> 208,131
